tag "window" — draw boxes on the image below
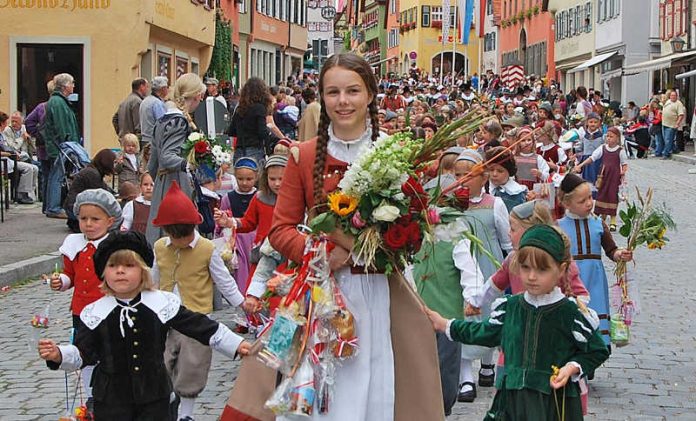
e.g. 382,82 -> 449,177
568,7 -> 574,36
431,6 -> 442,23
575,5 -> 581,35
388,28 -> 399,48
390,0 -> 396,14
157,51 -> 171,81
585,2 -> 592,32
422,5 -> 431,27
449,6 -> 457,28
176,56 -> 188,78
487,0 -> 493,15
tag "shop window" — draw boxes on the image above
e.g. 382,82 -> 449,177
191,59 -> 200,75
176,56 -> 189,78
158,52 -> 172,81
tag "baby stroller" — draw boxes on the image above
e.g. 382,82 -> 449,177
55,141 -> 91,205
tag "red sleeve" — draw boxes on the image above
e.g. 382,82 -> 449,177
269,142 -> 314,263
236,196 -> 260,233
566,260 -> 589,297
62,255 -> 75,288
490,255 -> 511,291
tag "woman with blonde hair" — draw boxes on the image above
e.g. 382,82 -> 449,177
146,73 -> 206,244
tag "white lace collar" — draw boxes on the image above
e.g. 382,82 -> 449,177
524,287 -> 565,308
200,185 -> 220,199
135,195 -> 151,205
80,290 -> 181,330
327,121 -> 375,164
604,144 -> 621,152
564,210 -> 594,220
59,233 -> 110,261
489,178 -> 527,195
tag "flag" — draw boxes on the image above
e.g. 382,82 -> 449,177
460,0 -> 474,45
442,0 -> 451,41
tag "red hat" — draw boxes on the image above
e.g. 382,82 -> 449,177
152,181 -> 203,226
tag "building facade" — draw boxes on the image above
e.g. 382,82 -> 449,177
499,0 -> 555,82
590,0 -> 654,104
362,0 -> 388,73
248,0 -> 308,86
548,0 -> 596,92
1,0 -> 216,155
481,0 -> 501,74
386,0 -> 402,75
307,0 -> 336,71
399,0 -> 481,78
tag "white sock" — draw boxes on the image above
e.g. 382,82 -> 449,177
81,365 -> 94,399
480,352 -> 495,375
178,397 -> 196,420
459,359 -> 473,385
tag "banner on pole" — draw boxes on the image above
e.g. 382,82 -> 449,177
460,0 -> 474,45
442,0 -> 451,40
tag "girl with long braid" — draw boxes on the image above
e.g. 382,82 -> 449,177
221,53 -> 444,421
146,73 -> 205,245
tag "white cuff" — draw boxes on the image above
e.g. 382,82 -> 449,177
58,345 -> 82,371
226,291 -> 245,307
567,361 -> 584,382
59,274 -> 72,291
246,281 -> 267,299
445,319 -> 455,341
209,323 -> 244,359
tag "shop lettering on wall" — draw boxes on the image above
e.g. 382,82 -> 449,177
0,0 -> 111,10
261,22 -> 277,34
559,40 -> 580,57
155,0 -> 174,18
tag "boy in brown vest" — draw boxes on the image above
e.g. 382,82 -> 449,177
151,181 -> 245,421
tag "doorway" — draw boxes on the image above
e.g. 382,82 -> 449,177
16,43 -> 84,135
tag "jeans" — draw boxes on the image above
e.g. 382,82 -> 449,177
233,146 -> 266,167
44,158 -> 65,215
661,126 -> 677,158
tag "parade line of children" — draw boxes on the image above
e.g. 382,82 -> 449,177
37,54 -> 633,421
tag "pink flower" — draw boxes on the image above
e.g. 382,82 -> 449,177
426,207 -> 441,225
351,211 -> 367,229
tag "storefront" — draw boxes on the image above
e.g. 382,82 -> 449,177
0,0 -> 216,155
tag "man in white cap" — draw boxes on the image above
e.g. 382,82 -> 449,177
205,77 -> 227,108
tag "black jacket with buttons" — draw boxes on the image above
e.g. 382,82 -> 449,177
48,293 -> 220,405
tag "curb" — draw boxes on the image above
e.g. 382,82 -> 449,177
0,252 -> 63,289
671,154 -> 696,165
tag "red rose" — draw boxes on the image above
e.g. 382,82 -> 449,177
396,214 -> 412,226
405,221 -> 422,250
401,176 -> 426,197
194,140 -> 208,154
453,186 -> 470,210
383,224 -> 409,250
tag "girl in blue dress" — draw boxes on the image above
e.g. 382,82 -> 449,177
557,174 -> 632,347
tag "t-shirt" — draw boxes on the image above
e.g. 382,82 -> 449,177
661,100 -> 686,128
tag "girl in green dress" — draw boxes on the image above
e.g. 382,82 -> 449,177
426,224 -> 610,420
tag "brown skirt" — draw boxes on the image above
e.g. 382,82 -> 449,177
220,273 -> 445,421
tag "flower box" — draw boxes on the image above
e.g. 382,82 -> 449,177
431,20 -> 442,29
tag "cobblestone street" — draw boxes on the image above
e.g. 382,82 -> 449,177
1,158 -> 695,421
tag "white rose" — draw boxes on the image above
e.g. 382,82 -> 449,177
372,203 -> 401,222
188,132 -> 202,142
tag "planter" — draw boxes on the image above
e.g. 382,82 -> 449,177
533,5 -> 540,15
410,22 -> 416,29
432,20 -> 442,29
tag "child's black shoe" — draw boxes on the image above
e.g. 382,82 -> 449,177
478,364 -> 495,387
457,382 -> 477,402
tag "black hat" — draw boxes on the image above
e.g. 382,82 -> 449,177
560,173 -> 586,194
486,146 -> 517,177
94,231 -> 154,277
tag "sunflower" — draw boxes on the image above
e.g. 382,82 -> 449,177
328,192 -> 359,217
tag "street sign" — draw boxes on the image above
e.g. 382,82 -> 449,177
409,51 -> 417,60
321,6 -> 336,20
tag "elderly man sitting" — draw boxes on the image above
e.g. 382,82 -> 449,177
1,111 -> 39,204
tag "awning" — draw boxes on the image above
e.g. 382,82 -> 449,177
623,50 -> 696,74
676,69 -> 696,79
556,59 -> 587,71
568,51 -> 618,73
600,68 -> 623,80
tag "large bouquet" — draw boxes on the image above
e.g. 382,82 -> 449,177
309,111 -> 490,274
181,132 -> 233,170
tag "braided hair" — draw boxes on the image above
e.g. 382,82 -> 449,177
312,53 -> 380,207
172,73 -> 205,131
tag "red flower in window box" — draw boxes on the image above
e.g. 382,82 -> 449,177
432,20 -> 442,29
